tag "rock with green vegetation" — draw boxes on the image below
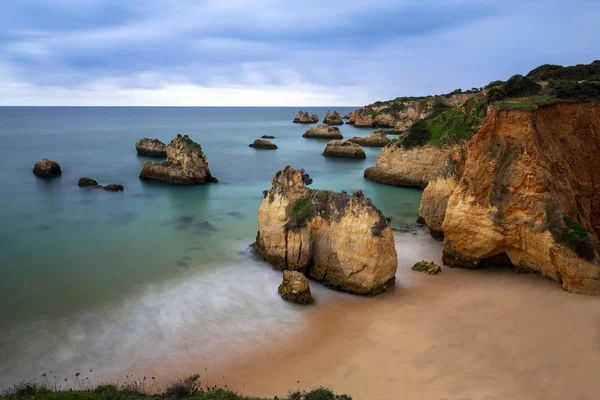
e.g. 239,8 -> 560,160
78,177 -> 98,187
322,140 -> 366,158
303,125 -> 343,139
249,139 -> 278,149
140,134 -> 217,184
293,110 -> 319,124
323,110 -> 343,125
278,270 -> 313,304
135,138 -> 167,157
255,166 -> 397,295
412,260 -> 442,275
347,130 -> 390,147
33,158 -> 62,178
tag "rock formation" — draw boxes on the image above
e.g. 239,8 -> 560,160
303,125 -> 343,139
322,140 -> 366,159
104,184 -> 124,191
139,134 -> 217,184
78,177 -> 98,187
419,102 -> 600,295
135,138 -> 167,157
278,270 -> 314,304
33,159 -> 62,177
293,111 -> 319,124
348,130 -> 390,147
323,110 -> 343,125
254,167 -> 397,295
343,112 -> 353,120
249,139 -> 278,149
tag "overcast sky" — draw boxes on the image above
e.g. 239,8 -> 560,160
1,0 -> 599,106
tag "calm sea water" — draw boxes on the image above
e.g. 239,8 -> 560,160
0,107 -> 422,387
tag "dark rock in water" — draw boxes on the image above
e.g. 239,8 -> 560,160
176,260 -> 190,267
187,246 -> 203,251
33,158 -> 61,177
322,140 -> 366,159
136,138 -> 167,157
303,125 -> 343,139
227,211 -> 244,219
278,270 -> 314,304
195,221 -> 217,232
249,139 -> 278,149
78,177 -> 99,187
261,135 -> 275,139
103,184 -> 124,191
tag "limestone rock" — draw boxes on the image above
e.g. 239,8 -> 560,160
139,134 -> 217,184
278,270 -> 313,304
293,111 -> 319,124
412,260 -> 442,275
323,110 -> 343,125
78,177 -> 98,187
135,138 -> 167,157
322,140 -> 366,159
348,130 -> 390,147
249,139 -> 278,149
255,167 -> 398,295
33,158 -> 61,177
343,112 -> 353,120
303,125 -> 343,139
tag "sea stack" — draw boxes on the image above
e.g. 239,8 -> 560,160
139,134 -> 217,184
348,130 -> 390,147
249,139 -> 278,149
323,110 -> 343,125
322,140 -> 366,159
33,159 -> 62,177
135,138 -> 167,157
293,111 -> 319,124
303,125 -> 343,139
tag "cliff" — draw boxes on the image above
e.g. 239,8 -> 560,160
254,167 -> 398,295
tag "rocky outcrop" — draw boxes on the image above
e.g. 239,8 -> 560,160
254,167 -> 398,295
323,110 -> 343,125
249,139 -> 278,149
33,159 -> 62,177
139,134 -> 217,184
364,144 -> 462,188
420,102 -> 600,295
278,270 -> 314,304
78,177 -> 98,187
343,112 -> 353,120
303,125 -> 343,139
348,130 -> 390,147
322,140 -> 366,159
293,111 -> 319,124
135,138 -> 167,157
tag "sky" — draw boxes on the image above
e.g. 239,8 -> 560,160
1,0 -> 599,106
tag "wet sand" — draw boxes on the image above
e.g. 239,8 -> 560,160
202,232 -> 600,400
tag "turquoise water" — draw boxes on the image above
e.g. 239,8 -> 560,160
0,107 -> 422,386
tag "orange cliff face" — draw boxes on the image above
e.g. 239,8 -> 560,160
420,101 -> 600,295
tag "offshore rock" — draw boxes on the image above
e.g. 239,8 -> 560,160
33,158 -> 62,178
322,140 -> 366,159
135,138 -> 167,157
303,125 -> 343,139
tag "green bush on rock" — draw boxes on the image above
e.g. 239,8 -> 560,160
412,260 -> 442,275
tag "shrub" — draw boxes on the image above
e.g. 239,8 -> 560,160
164,374 -> 201,399
286,198 -> 313,230
502,74 -> 542,98
398,119 -> 431,148
485,80 -> 504,89
527,60 -> 600,81
486,86 -> 507,103
560,216 -> 596,261
548,81 -> 600,100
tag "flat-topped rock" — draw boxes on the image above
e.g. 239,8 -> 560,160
249,139 -> 278,149
293,111 -> 319,124
135,138 -> 167,157
323,140 -> 366,158
140,134 -> 217,184
278,270 -> 313,304
33,158 -> 62,177
323,110 -> 343,125
303,125 -> 343,139
348,130 -> 390,147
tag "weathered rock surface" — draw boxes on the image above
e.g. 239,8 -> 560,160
78,177 -> 98,187
323,110 -> 343,125
33,159 -> 62,177
249,139 -> 278,149
278,270 -> 313,304
135,138 -> 167,157
420,102 -> 600,295
293,111 -> 319,124
140,134 -> 217,184
254,167 -> 398,295
348,130 -> 390,147
322,140 -> 366,159
303,125 -> 343,139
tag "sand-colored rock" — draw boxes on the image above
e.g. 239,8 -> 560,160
135,138 -> 167,157
293,111 -> 319,124
347,130 -> 390,147
139,134 -> 217,184
33,158 -> 62,177
278,270 -> 313,304
323,110 -> 343,126
322,140 -> 366,159
255,167 -> 397,295
343,112 -> 353,120
249,139 -> 277,149
303,125 -> 343,139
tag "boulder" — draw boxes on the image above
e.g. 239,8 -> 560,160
303,125 -> 343,139
78,177 -> 98,187
293,111 -> 319,124
323,110 -> 343,125
103,184 -> 124,191
140,134 -> 218,184
254,167 -> 398,295
322,140 -> 366,159
33,158 -> 62,177
348,130 -> 390,147
249,139 -> 278,149
135,138 -> 167,157
278,270 -> 314,304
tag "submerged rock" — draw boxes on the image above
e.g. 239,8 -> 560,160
348,130 -> 390,147
249,139 -> 278,149
103,184 -> 124,191
303,125 -> 343,139
323,110 -> 343,126
78,177 -> 98,187
33,158 -> 62,177
412,260 -> 442,275
135,138 -> 167,157
278,270 -> 313,304
322,140 -> 366,159
254,166 -> 397,295
293,111 -> 319,124
78,177 -> 124,191
140,134 -> 218,184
